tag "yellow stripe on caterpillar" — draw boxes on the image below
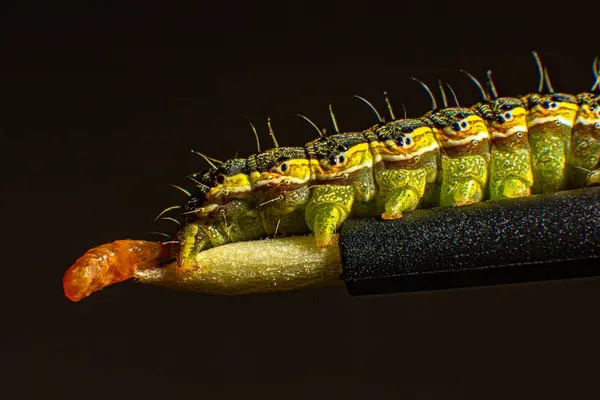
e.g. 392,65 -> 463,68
528,115 -> 576,128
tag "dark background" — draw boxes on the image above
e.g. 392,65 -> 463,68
4,1 -> 600,398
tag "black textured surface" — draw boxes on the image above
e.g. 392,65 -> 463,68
340,188 -> 600,295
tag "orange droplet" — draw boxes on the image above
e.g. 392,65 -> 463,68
63,240 -> 170,302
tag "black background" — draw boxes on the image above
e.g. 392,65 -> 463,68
4,1 -> 600,398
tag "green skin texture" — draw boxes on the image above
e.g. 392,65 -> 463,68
525,93 -> 578,194
472,99 -> 534,200
257,186 -> 311,236
247,147 -> 312,237
570,129 -> 600,187
489,148 -> 533,200
529,123 -> 571,194
368,118 -> 440,216
374,149 -> 438,217
304,184 -> 354,246
303,132 -> 376,246
439,155 -> 488,207
426,108 -> 491,207
376,167 -> 426,216
349,165 -> 378,217
569,95 -> 600,187
178,199 -> 265,267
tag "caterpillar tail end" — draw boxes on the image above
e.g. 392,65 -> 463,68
63,240 -> 171,302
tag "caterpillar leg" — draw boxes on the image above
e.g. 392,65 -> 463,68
452,179 -> 484,207
439,156 -> 488,208
532,158 -> 567,193
530,135 -> 568,194
177,222 -> 213,274
305,185 -> 354,248
586,169 -> 600,186
496,177 -> 531,200
309,203 -> 344,248
381,187 -> 420,220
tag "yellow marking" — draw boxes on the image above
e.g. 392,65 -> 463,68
251,159 -> 312,187
379,142 -> 439,161
528,101 -> 579,126
575,104 -> 600,125
442,131 -> 489,147
528,116 -> 576,128
440,115 -> 489,145
207,173 -> 252,201
312,142 -> 373,180
487,107 -> 528,138
575,116 -> 598,125
370,126 -> 436,161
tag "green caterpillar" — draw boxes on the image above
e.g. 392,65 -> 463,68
155,52 -> 600,274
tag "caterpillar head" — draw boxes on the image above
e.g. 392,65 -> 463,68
198,158 -> 252,204
306,132 -> 372,181
181,185 -> 208,218
373,118 -> 438,162
249,147 -> 311,190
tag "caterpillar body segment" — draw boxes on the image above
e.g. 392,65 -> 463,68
304,132 -> 376,247
197,158 -> 253,207
368,118 -> 440,219
524,92 -> 579,194
423,108 -> 491,207
176,186 -> 266,273
246,146 -> 312,237
472,97 -> 534,200
569,92 -> 600,188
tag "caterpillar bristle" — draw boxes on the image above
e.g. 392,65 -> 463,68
245,117 -> 261,152
485,70 -> 499,99
532,50 -> 544,93
591,57 -> 600,92
169,184 -> 192,197
153,205 -> 182,222
353,95 -> 383,123
267,116 -> 279,148
329,101 -> 341,133
543,66 -> 555,94
382,91 -> 396,121
149,231 -> 171,239
160,217 -> 181,226
411,77 -> 437,110
445,83 -> 460,107
191,150 -> 219,168
187,175 -> 209,189
437,79 -> 448,108
460,69 -> 488,102
297,114 -> 324,138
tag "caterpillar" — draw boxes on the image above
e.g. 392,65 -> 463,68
63,51 -> 600,301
